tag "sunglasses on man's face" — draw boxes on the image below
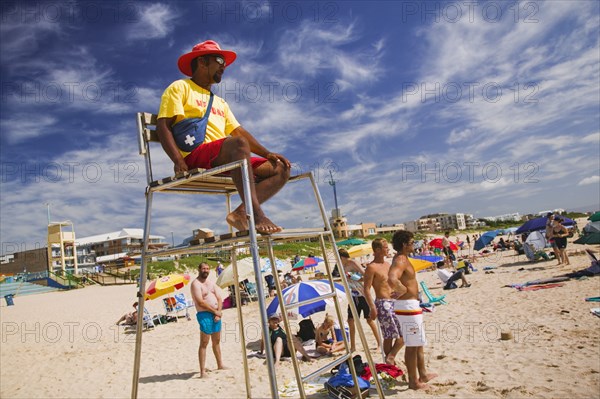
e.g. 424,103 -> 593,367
212,55 -> 226,66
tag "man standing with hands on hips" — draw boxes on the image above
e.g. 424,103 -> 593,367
156,40 -> 291,235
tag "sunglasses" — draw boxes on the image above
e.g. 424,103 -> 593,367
211,55 -> 226,66
199,55 -> 226,67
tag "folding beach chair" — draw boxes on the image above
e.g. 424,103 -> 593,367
142,308 -> 159,330
419,281 -> 448,305
174,293 -> 193,319
244,281 -> 259,302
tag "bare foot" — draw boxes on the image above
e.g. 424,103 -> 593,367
409,381 -> 430,390
197,370 -> 210,379
385,354 -> 396,365
226,211 -> 248,232
217,366 -> 230,371
254,214 -> 282,235
301,356 -> 314,362
420,373 -> 438,383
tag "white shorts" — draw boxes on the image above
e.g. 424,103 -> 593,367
393,299 -> 427,347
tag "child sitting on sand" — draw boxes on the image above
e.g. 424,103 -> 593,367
315,315 -> 345,355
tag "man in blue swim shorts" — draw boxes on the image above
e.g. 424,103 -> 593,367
191,262 -> 226,378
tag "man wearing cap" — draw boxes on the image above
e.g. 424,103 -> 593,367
157,40 -> 291,235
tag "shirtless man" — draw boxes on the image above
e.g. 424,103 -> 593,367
338,249 -> 381,352
191,262 -> 226,378
363,238 -> 404,365
388,231 -> 437,390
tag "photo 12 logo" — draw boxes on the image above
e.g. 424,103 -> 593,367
400,1 -> 540,24
401,82 -> 539,104
1,162 -> 141,184
400,162 -> 540,184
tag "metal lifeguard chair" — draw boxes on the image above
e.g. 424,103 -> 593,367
131,112 -> 385,399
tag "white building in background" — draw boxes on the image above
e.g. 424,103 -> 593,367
406,213 -> 479,232
482,213 -> 522,222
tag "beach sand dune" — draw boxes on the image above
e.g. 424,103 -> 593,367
1,244 -> 599,398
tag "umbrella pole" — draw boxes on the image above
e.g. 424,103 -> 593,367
131,190 -> 153,399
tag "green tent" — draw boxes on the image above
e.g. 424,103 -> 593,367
574,232 -> 600,245
588,211 -> 600,222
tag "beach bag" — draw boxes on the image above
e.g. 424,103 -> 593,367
171,92 -> 214,152
297,318 -> 316,341
326,362 -> 370,399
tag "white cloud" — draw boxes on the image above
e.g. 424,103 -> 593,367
0,115 -> 57,144
127,4 -> 178,40
578,176 -> 600,186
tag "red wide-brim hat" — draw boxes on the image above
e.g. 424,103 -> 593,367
178,40 -> 237,76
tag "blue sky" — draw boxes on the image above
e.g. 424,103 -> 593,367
1,0 -> 599,252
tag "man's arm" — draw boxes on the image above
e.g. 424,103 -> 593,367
363,265 -> 377,320
388,256 -> 407,298
156,117 -> 189,173
213,284 -> 223,313
231,126 -> 291,168
344,259 -> 365,276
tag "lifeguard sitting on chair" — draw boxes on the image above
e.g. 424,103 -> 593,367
156,40 -> 290,235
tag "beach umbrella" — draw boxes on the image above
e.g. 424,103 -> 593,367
515,216 -> 574,234
411,254 -> 445,264
588,212 -> 600,222
216,257 -> 264,288
474,230 -> 501,251
408,257 -> 435,272
266,280 -> 346,319
574,232 -> 600,245
291,256 -> 324,271
346,243 -> 373,258
428,238 -> 459,251
145,273 -> 191,300
336,238 -> 367,246
261,257 -> 286,274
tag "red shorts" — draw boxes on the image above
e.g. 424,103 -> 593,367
184,138 -> 267,172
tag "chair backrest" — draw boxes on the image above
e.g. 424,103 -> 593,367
173,293 -> 189,310
419,281 -> 433,299
163,296 -> 176,311
136,112 -> 160,185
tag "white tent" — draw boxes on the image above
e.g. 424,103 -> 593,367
526,230 -> 547,250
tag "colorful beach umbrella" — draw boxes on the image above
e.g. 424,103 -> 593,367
292,256 -> 324,271
429,238 -> 459,251
145,273 -> 191,300
266,280 -> 346,319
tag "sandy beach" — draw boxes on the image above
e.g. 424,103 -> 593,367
1,236 -> 599,398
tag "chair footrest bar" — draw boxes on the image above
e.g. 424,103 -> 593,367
302,353 -> 352,382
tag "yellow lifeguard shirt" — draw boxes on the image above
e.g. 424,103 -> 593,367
158,79 -> 240,157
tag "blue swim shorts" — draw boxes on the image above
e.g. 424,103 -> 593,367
196,311 -> 222,334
